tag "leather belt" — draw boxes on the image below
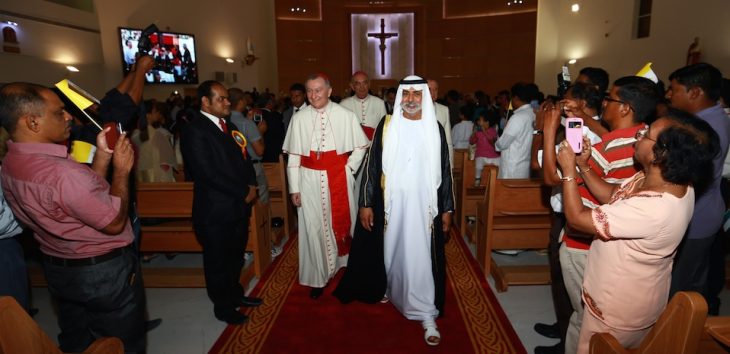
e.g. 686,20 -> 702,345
43,247 -> 127,267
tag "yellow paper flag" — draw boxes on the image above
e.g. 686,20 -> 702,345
636,62 -> 658,84
54,79 -> 94,111
69,140 -> 96,164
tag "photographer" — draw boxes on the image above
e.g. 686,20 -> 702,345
257,94 -> 285,162
228,88 -> 269,204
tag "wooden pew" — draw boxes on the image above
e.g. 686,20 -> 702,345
135,182 -> 271,288
458,155 -> 491,243
475,165 -> 552,292
263,154 -> 295,244
452,149 -> 468,229
591,291 -> 707,354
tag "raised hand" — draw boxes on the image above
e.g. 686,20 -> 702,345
112,133 -> 134,174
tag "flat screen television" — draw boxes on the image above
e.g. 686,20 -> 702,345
119,27 -> 198,84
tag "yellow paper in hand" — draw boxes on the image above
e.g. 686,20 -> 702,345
69,140 -> 96,164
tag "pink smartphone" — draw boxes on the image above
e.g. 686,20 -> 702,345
565,117 -> 583,153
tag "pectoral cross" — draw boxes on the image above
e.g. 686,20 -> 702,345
367,18 -> 398,75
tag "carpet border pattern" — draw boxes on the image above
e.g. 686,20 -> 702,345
210,229 -> 526,353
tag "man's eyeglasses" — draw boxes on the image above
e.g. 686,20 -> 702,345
603,97 -> 633,111
635,127 -> 655,142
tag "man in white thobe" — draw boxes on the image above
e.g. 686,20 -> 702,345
495,82 -> 537,179
282,73 -> 369,299
334,75 -> 454,347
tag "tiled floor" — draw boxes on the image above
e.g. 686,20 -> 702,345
30,244 -> 730,353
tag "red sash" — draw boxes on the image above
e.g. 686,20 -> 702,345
301,150 -> 352,256
361,125 -> 375,140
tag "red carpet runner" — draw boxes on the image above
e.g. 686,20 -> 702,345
209,230 -> 526,353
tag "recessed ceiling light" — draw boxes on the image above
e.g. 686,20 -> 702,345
66,65 -> 79,72
225,58 -> 235,63
4,21 -> 18,26
568,59 -> 577,65
571,4 -> 580,12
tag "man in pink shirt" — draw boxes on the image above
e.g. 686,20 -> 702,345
0,83 -> 145,353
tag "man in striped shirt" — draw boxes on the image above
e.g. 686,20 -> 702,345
546,76 -> 659,354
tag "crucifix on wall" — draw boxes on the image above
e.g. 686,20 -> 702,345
367,19 -> 398,75
351,13 -> 413,80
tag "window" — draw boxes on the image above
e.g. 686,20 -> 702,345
635,0 -> 652,38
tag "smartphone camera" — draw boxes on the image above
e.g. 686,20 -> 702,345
137,24 -> 159,54
253,114 -> 263,123
565,118 -> 584,153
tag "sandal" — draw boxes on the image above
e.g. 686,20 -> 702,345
422,321 -> 441,346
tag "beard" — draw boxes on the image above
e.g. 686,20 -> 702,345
401,101 -> 421,115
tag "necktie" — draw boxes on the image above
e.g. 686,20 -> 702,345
218,118 -> 228,134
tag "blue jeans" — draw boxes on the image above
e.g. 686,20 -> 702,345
43,247 -> 146,353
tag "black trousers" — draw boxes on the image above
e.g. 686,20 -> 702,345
549,212 -> 570,350
195,214 -> 250,313
670,235 -> 717,302
44,248 -> 146,353
706,231 -> 725,315
0,237 -> 28,312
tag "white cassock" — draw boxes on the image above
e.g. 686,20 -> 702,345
283,102 -> 369,287
434,101 -> 454,167
384,118 -> 439,321
340,94 -> 387,209
339,94 -> 387,132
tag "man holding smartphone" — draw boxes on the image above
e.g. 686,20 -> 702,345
0,83 -> 145,352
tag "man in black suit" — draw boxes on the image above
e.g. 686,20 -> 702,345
180,80 -> 262,325
257,93 -> 286,162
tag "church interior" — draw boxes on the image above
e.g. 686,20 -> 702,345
1,0 -> 730,353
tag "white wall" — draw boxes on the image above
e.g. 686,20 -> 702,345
0,0 -> 105,93
0,0 -> 278,100
94,0 -> 278,100
535,0 -> 730,94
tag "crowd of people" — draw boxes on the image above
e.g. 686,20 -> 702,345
0,56 -> 729,353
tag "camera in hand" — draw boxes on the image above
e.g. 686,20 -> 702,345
137,24 -> 159,55
253,113 -> 263,123
104,122 -> 122,150
565,117 -> 583,153
556,65 -> 571,97
119,25 -> 198,84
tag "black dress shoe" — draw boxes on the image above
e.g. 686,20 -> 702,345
215,309 -> 249,325
238,296 -> 263,307
534,322 -> 560,339
310,287 -> 324,299
534,342 -> 562,354
146,318 -> 162,332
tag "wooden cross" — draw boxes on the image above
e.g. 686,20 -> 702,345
367,18 -> 398,75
